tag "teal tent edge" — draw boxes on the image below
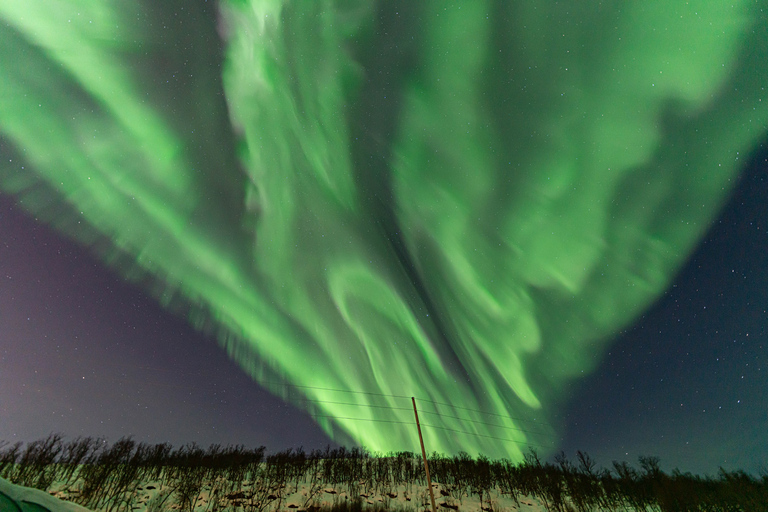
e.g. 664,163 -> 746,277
0,487 -> 53,512
0,477 -> 92,512
0,487 -> 24,512
19,499 -> 54,512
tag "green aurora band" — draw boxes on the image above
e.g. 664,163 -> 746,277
1,0 -> 767,459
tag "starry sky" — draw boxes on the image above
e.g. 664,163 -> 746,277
1,0 -> 767,477
2,145 -> 765,476
557,145 -> 768,475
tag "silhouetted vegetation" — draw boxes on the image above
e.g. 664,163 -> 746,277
1,433 -> 766,512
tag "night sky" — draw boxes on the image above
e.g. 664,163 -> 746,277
2,146 -> 765,475
1,1 -> 767,478
557,144 -> 768,475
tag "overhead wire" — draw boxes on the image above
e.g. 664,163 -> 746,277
266,381 -> 552,430
309,414 -> 551,450
310,415 -> 415,425
301,397 -> 547,435
415,397 -> 552,428
419,423 -> 555,450
417,410 -> 546,436
262,381 -> 413,400
300,399 -> 413,412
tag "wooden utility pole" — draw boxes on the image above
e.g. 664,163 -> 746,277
412,397 -> 437,512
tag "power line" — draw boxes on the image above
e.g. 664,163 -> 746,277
75,360 -> 556,442
415,397 -> 553,429
303,398 -> 546,435
301,399 -> 412,412
262,382 -> 412,400
310,415 -> 415,425
417,410 -> 546,436
419,423 -> 554,450
309,414 -> 552,450
265,382 -> 554,433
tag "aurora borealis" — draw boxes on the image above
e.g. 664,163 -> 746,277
1,0 -> 767,464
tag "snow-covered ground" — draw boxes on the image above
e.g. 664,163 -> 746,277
2,473 -> 547,512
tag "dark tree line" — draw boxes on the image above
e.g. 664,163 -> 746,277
1,434 -> 766,512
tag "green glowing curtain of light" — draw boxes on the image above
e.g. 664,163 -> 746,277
0,0 -> 766,459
